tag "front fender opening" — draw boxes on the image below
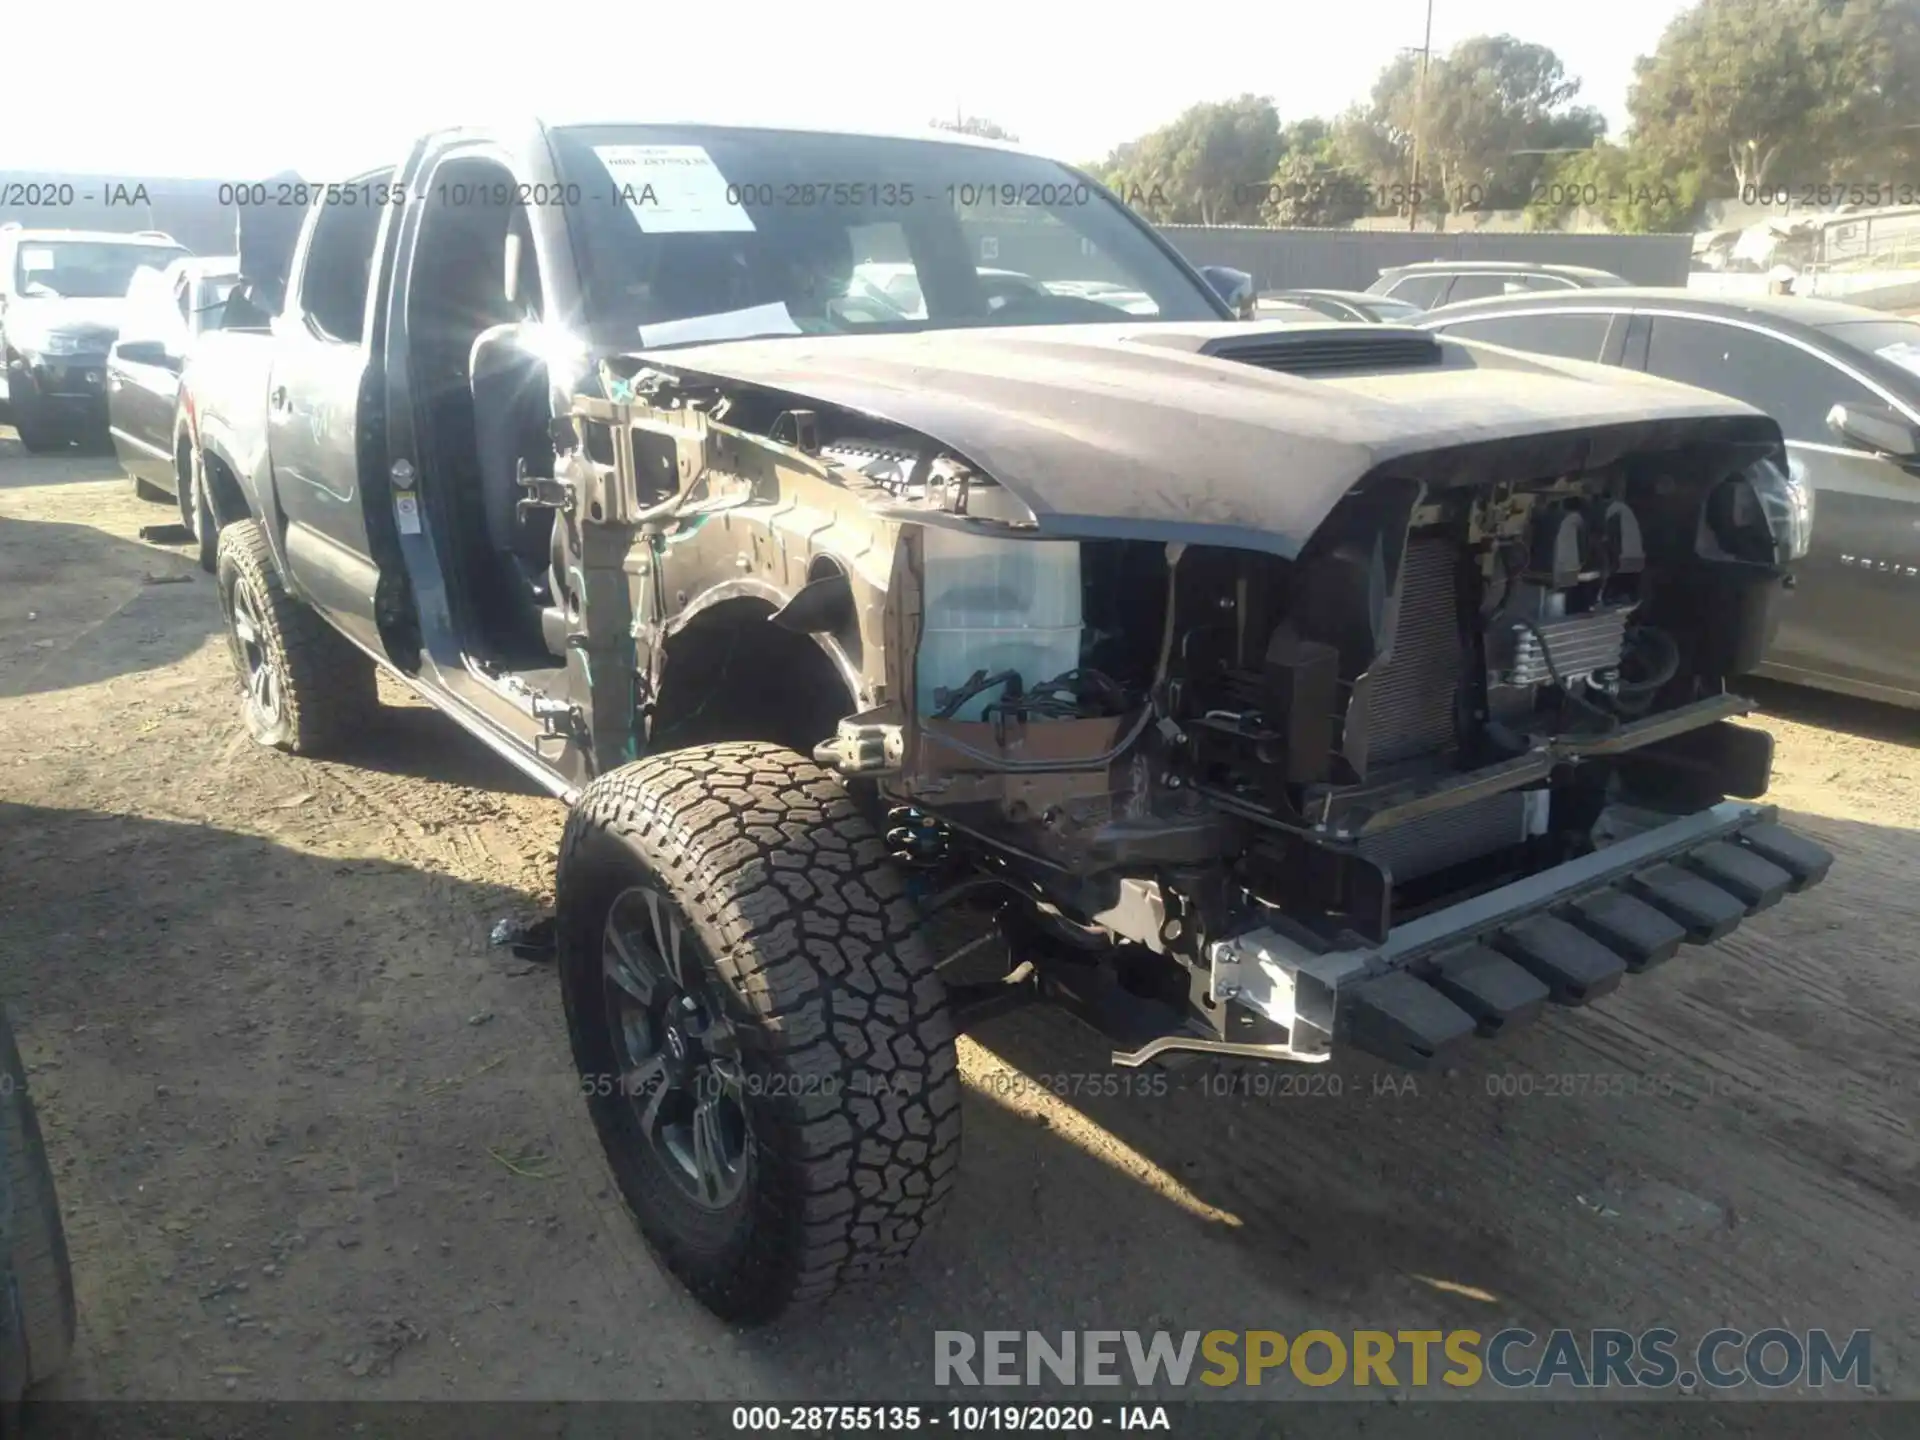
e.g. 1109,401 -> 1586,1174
649,598 -> 856,758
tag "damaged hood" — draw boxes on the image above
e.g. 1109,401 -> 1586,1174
633,322 -> 1781,558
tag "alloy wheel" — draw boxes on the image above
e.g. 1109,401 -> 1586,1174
228,576 -> 282,731
601,886 -> 752,1211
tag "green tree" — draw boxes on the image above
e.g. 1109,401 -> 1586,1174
1624,0 -> 1920,198
1093,96 -> 1283,224
1802,0 -> 1920,182
1422,35 -> 1606,209
1258,149 -> 1368,227
1627,0 -> 1832,194
1527,143 -> 1707,232
1334,37 -> 1604,222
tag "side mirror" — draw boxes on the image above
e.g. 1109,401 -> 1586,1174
1828,401 -> 1919,459
1199,265 -> 1256,319
113,339 -> 175,369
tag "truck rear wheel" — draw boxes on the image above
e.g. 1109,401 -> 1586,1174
0,1012 -> 76,1393
180,449 -> 218,574
556,742 -> 962,1323
216,520 -> 378,755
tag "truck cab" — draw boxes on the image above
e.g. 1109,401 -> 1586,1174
189,121 -> 1228,793
191,132 -> 604,791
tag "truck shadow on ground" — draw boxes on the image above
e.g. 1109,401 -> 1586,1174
0,513 -> 217,699
336,696 -> 552,799
4,797 -> 1912,1405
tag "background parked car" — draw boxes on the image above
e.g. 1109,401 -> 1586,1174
0,226 -> 190,452
1420,288 -> 1920,708
0,1007 -> 76,1431
1251,296 -> 1331,323
1266,287 -> 1428,323
1368,259 -> 1630,311
849,262 -> 1166,318
108,255 -> 242,562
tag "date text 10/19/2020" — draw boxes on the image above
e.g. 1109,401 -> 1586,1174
731,1406 -> 1172,1433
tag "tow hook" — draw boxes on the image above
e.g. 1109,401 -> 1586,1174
813,717 -> 904,777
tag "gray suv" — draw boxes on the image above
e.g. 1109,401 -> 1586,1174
0,225 -> 189,451
1369,260 -> 1630,311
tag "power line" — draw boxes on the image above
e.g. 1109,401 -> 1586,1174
1407,0 -> 1435,231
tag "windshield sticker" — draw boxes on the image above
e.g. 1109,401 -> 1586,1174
19,247 -> 54,271
1875,340 -> 1920,381
639,302 -> 800,349
592,144 -> 756,235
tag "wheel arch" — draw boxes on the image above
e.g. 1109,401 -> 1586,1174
646,586 -> 863,760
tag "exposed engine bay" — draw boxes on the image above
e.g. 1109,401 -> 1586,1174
560,323 -> 1823,1071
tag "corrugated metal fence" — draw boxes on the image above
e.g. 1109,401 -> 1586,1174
1159,226 -> 1694,291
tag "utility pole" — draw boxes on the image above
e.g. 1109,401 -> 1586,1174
1407,0 -> 1434,231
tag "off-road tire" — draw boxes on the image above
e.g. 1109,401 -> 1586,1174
557,742 -> 962,1323
216,520 -> 378,755
181,450 -> 218,574
0,1014 -> 76,1390
7,385 -> 62,456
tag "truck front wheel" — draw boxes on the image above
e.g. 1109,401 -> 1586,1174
8,379 -> 63,456
215,520 -> 378,754
557,742 -> 962,1323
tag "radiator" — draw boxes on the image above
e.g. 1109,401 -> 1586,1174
1357,790 -> 1530,884
1361,538 -> 1463,764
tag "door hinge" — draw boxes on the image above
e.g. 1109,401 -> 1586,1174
530,696 -> 583,758
516,456 -> 573,525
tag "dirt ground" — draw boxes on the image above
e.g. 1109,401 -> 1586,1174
1,429 -> 1916,1415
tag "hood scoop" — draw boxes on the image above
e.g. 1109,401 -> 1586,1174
1199,326 -> 1443,376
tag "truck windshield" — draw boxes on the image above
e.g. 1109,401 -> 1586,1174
548,125 -> 1223,348
13,241 -> 190,299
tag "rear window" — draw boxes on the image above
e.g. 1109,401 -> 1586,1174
1382,273 -> 1448,308
1445,273 -> 1571,303
1434,311 -> 1612,362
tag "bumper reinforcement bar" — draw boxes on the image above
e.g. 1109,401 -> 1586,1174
1137,802 -> 1832,1072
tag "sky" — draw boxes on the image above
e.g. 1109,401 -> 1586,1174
4,0 -> 1699,179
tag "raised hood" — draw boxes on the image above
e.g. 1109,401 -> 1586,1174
628,322 -> 1783,558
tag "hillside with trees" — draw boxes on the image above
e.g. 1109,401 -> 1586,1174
1080,0 -> 1920,233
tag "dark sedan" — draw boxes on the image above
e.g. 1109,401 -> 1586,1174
1420,288 -> 1920,708
108,255 -> 238,506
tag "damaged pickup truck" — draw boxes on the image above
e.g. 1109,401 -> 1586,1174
185,120 -> 1832,1322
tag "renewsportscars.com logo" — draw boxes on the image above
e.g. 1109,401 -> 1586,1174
934,1328 -> 1873,1391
